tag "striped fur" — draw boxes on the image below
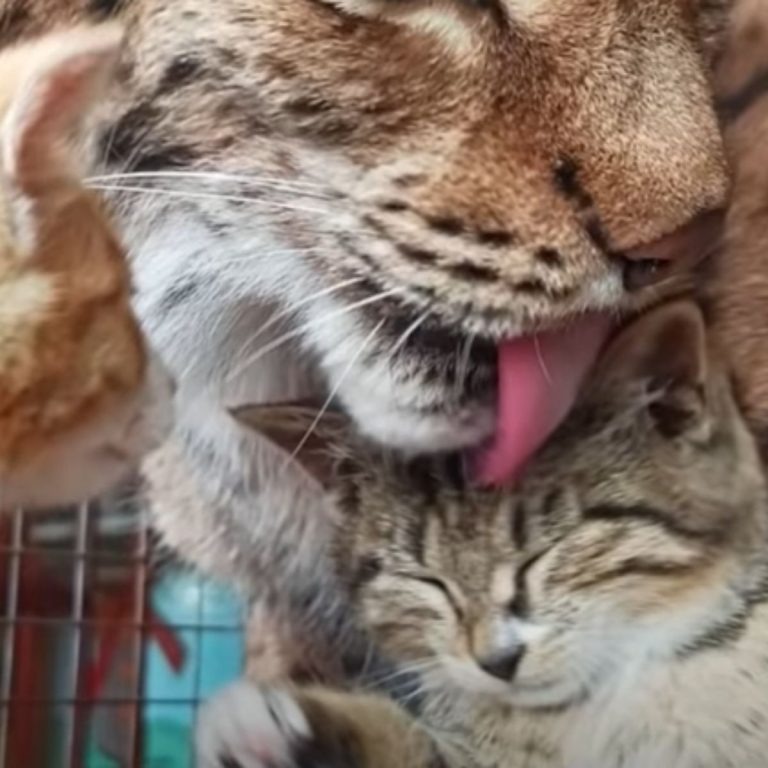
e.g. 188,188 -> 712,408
200,299 -> 768,767
0,0 -> 732,596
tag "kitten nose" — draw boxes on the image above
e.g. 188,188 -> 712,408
478,648 -> 524,682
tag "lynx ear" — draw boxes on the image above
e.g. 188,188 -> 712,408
231,402 -> 352,486
1,24 -> 123,191
594,300 -> 709,437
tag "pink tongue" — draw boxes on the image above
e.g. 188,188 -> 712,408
474,315 -> 611,486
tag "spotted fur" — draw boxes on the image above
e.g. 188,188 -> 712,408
0,0 -> 731,589
201,300 -> 768,768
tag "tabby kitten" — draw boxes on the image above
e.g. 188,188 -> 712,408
0,25 -> 173,509
199,300 -> 768,768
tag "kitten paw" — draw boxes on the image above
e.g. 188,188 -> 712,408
196,681 -> 311,768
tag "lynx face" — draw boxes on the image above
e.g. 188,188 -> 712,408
4,0 -> 731,477
203,0 -> 730,465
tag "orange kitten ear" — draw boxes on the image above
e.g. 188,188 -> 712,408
1,24 -> 123,191
230,402 -> 352,486
594,301 -> 709,437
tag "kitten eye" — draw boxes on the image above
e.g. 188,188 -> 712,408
508,551 -> 545,617
355,555 -> 383,584
407,574 -> 465,619
414,575 -> 451,595
508,588 -> 529,617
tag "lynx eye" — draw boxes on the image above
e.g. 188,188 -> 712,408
319,0 -> 502,27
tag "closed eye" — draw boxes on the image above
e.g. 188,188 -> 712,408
404,573 -> 466,620
319,0 -> 507,32
509,550 -> 547,617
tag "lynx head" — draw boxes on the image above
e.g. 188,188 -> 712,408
77,0 -> 735,481
236,299 -> 767,708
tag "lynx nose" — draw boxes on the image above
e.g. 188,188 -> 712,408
478,648 -> 525,682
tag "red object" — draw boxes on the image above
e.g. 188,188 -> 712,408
85,589 -> 185,700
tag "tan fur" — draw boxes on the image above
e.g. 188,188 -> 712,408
709,0 -> 768,457
0,1 -> 742,658
0,0 -> 735,597
200,300 -> 768,767
0,1 -> 730,330
0,25 -> 172,509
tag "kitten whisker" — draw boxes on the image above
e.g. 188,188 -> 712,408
361,658 -> 443,690
374,662 -> 443,685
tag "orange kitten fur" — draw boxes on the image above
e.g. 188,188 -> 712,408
0,25 -> 173,509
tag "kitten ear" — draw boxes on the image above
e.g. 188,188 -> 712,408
595,300 -> 709,437
230,402 -> 352,486
1,24 -> 123,191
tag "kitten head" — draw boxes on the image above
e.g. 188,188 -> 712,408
0,26 -> 173,508
235,300 -> 767,709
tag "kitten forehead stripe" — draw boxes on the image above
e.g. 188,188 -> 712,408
511,501 -> 528,550
569,558 -> 698,592
582,504 -> 723,544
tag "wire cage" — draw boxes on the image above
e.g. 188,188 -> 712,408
0,487 -> 248,768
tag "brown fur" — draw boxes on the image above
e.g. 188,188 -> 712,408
709,0 -> 768,457
0,0 -> 730,332
0,0 -> 737,621
200,301 -> 768,767
0,25 -> 172,508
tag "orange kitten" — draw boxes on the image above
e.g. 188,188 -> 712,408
0,25 -> 173,509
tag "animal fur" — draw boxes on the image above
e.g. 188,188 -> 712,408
198,300 -> 768,768
0,0 -> 733,595
0,24 -> 172,508
710,0 -> 768,457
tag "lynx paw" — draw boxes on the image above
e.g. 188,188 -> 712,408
196,681 -> 311,768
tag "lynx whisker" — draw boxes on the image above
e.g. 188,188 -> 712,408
387,309 -> 431,363
226,287 -> 404,383
283,316 -> 386,472
230,275 -> 367,363
86,170 -> 330,193
87,183 -> 331,216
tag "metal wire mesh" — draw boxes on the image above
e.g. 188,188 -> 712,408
0,488 -> 246,768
